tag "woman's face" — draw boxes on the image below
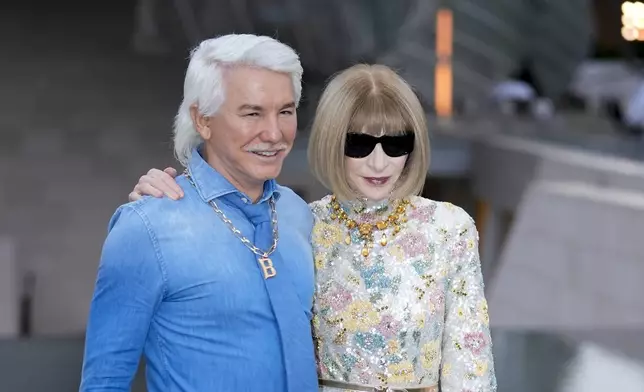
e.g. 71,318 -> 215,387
344,132 -> 413,201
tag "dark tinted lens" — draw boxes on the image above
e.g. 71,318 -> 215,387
345,133 -> 377,158
381,133 -> 415,157
345,132 -> 414,158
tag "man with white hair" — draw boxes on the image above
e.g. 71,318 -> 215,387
80,34 -> 318,392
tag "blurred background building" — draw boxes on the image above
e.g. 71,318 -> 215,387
1,0 -> 643,391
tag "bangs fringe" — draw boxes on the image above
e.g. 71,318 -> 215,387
348,93 -> 410,136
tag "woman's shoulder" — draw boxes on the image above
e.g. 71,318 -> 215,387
307,195 -> 475,228
408,196 -> 475,227
308,194 -> 334,218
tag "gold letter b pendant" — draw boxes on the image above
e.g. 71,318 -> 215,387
258,256 -> 277,279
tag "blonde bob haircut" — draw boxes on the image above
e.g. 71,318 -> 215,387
308,64 -> 430,201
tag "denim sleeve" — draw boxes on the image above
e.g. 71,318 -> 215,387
80,205 -> 166,391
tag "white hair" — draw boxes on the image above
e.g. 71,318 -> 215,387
173,34 -> 303,166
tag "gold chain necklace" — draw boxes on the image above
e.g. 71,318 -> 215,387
184,169 -> 279,279
329,195 -> 410,257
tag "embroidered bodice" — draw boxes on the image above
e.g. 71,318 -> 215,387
309,195 -> 497,391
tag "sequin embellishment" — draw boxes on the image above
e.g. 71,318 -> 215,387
310,195 -> 497,391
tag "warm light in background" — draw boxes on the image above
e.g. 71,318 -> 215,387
435,9 -> 453,119
622,1 -> 644,41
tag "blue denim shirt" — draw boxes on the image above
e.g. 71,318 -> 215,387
80,149 -> 318,392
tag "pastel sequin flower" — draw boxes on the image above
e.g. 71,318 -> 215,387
409,202 -> 436,221
453,239 -> 468,257
360,260 -> 391,289
467,238 -> 476,249
387,361 -> 415,384
356,211 -> 377,223
396,231 -> 427,258
354,332 -> 386,351
479,299 -> 490,325
376,315 -> 402,338
342,353 -> 358,370
421,340 -> 440,369
324,286 -> 353,312
464,332 -> 487,355
475,360 -> 489,376
314,254 -> 326,270
341,301 -> 380,332
441,363 -> 452,378
387,340 -> 400,354
312,222 -> 344,247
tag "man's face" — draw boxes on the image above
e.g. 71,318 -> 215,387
195,66 -> 297,196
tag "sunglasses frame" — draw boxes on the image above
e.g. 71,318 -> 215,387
344,132 -> 415,159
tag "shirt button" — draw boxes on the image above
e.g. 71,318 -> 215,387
241,197 -> 249,203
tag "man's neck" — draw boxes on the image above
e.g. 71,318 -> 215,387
240,186 -> 263,203
203,148 -> 264,203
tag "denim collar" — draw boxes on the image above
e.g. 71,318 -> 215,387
186,147 -> 280,204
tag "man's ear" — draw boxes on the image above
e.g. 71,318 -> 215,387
190,105 -> 211,140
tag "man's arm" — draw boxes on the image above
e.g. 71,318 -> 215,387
80,205 -> 166,391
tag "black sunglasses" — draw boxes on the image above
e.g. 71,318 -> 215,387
344,132 -> 415,158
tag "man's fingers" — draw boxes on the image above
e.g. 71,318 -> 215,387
163,167 -> 178,178
143,171 -> 182,199
147,168 -> 166,176
154,168 -> 183,198
158,173 -> 183,199
134,183 -> 164,199
128,191 -> 142,202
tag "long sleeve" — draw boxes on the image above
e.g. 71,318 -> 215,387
440,210 -> 497,392
80,205 -> 166,391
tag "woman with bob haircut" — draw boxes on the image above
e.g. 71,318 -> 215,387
129,64 -> 497,392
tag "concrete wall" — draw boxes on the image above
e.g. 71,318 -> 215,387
489,180 -> 644,328
0,238 -> 19,337
0,4 -> 185,334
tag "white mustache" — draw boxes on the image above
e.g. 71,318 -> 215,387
245,143 -> 288,152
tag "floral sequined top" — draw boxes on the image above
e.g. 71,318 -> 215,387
309,195 -> 497,392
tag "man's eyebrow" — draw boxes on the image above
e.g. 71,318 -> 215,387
238,104 -> 263,111
237,102 -> 295,111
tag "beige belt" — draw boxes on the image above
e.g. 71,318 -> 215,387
319,378 -> 438,392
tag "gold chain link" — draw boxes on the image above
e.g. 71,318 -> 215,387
184,169 -> 279,258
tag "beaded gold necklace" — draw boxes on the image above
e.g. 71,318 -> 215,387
329,195 -> 410,257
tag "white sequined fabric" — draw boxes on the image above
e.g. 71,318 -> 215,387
309,195 -> 497,392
